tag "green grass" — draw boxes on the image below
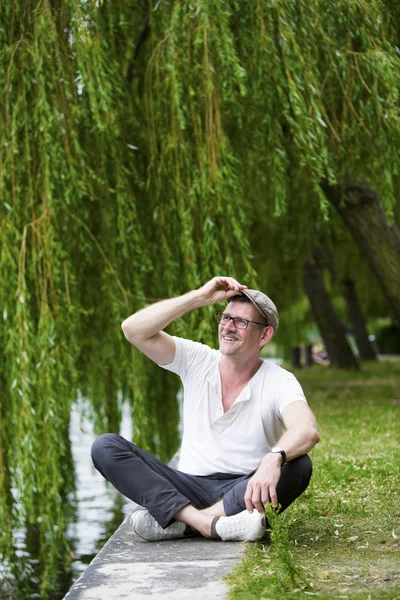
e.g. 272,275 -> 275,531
228,360 -> 400,600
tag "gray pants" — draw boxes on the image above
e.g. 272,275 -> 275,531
91,434 -> 312,529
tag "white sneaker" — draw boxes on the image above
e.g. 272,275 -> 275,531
130,509 -> 187,541
212,509 -> 266,542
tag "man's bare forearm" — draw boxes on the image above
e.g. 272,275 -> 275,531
265,421 -> 320,465
121,289 -> 204,343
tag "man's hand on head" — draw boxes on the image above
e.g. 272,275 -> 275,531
244,453 -> 282,513
198,277 -> 248,306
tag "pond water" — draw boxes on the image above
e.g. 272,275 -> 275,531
66,403 -> 137,576
0,402 -> 159,600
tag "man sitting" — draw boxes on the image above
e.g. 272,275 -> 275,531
91,276 -> 320,541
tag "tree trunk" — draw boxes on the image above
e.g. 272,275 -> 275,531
291,346 -> 301,368
343,278 -> 377,361
322,181 -> 400,324
303,250 -> 360,370
304,344 -> 313,367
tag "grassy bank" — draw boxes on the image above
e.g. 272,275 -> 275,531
228,359 -> 400,600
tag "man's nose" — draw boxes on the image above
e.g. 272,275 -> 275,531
223,317 -> 237,329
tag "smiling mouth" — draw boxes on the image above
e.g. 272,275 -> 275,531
222,335 -> 240,342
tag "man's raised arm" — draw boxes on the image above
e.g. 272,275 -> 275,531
121,277 -> 246,365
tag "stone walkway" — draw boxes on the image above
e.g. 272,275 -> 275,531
63,518 -> 245,600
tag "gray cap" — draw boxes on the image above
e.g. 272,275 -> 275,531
241,288 -> 279,333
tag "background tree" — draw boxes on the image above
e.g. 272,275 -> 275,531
303,247 -> 360,370
322,181 -> 400,324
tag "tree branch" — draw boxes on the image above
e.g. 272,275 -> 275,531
127,12 -> 150,85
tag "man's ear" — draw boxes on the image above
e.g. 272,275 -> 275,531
259,326 -> 274,348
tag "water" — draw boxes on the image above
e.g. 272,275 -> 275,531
67,402 -> 137,570
0,403 -> 140,600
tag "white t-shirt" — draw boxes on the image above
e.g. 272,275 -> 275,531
160,336 -> 307,476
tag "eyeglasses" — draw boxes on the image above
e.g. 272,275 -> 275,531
215,312 -> 268,330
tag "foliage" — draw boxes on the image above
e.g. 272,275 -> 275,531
228,360 -> 400,599
264,504 -> 307,589
2,0 -> 400,596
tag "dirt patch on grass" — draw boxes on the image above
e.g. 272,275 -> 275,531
305,552 -> 400,596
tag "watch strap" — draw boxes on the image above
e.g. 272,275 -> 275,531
270,447 -> 287,465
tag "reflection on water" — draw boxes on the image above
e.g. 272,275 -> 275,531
67,402 -> 137,567
1,401 -> 169,600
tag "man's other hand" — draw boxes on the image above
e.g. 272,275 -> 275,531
198,277 -> 248,306
244,453 -> 282,513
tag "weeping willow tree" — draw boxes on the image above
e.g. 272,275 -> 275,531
0,1 -> 257,596
2,0 -> 400,597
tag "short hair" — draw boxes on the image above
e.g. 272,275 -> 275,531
227,295 -> 252,305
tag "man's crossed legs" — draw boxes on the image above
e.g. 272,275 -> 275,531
91,434 -> 312,542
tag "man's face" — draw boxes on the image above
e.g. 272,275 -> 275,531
218,301 -> 267,358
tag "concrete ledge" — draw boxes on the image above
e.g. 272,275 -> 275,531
64,518 -> 245,599
64,451 -> 245,599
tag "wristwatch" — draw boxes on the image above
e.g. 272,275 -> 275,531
270,447 -> 287,465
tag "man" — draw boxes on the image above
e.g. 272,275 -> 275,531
91,276 -> 320,542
